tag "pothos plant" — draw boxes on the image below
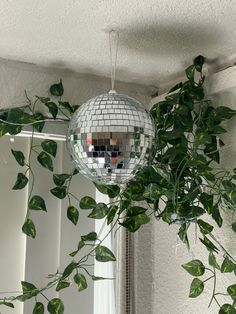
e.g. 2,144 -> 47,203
0,56 -> 236,313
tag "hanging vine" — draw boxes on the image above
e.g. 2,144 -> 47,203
0,56 -> 236,313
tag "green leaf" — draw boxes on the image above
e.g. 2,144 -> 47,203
91,275 -> 108,281
41,140 -> 57,158
208,252 -> 220,270
120,213 -> 150,232
107,205 -> 118,225
189,278 -> 204,298
227,284 -> 236,300
69,240 -> 85,257
53,174 -> 70,186
0,301 -> 14,308
178,223 -> 190,248
199,236 -> 219,253
212,205 -> 223,227
88,203 -> 108,219
95,245 -> 116,262
22,219 -> 36,238
199,193 -> 213,214
62,262 -> 78,279
232,222 -> 236,233
56,280 -> 70,292
58,101 -> 74,113
17,281 -> 38,301
81,232 -> 97,242
67,206 -> 79,225
214,106 -> 236,121
37,152 -> 53,171
36,96 -> 50,103
219,304 -> 236,314
50,186 -> 67,199
11,149 -> 25,166
185,64 -> 195,81
194,55 -> 205,72
33,302 -> 44,314
221,256 -> 235,273
127,206 -> 147,217
29,195 -> 46,211
182,260 -> 205,276
45,102 -> 58,119
33,112 -> 45,132
197,219 -> 213,234
50,80 -> 64,97
94,183 -> 120,198
12,173 -> 28,190
47,298 -> 64,314
80,196 -> 96,209
74,273 -> 88,292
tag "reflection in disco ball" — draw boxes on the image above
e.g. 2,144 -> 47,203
67,91 -> 156,185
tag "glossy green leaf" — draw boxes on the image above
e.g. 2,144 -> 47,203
12,173 -> 28,190
182,260 -> 205,276
58,101 -> 74,113
199,236 -> 219,253
0,301 -> 14,308
185,64 -> 195,81
189,278 -> 204,298
127,206 -> 147,217
219,304 -> 236,314
227,284 -> 236,300
17,281 -> 38,302
45,102 -> 58,119
69,240 -> 85,257
22,219 -> 36,238
41,140 -> 57,157
29,195 -> 46,211
67,206 -> 79,225
107,205 -> 118,225
33,302 -> 44,314
232,222 -> 236,233
208,252 -> 220,270
56,281 -> 70,292
11,149 -> 25,166
81,232 -> 97,242
95,245 -> 116,262
221,256 -> 235,273
212,205 -> 223,227
53,174 -> 70,186
33,112 -> 45,132
94,183 -> 120,198
120,213 -> 150,232
50,186 -> 67,199
80,196 -> 96,209
88,203 -> 108,219
47,298 -> 64,314
74,273 -> 87,292
91,275 -> 108,281
197,219 -> 213,234
37,152 -> 53,171
194,55 -> 205,72
50,80 -> 64,97
62,262 -> 78,279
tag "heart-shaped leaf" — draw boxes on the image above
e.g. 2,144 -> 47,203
29,195 -> 46,211
74,273 -> 87,292
95,245 -> 116,262
37,152 -> 53,171
11,149 -> 25,166
50,80 -> 64,97
67,206 -> 79,225
80,196 -> 96,210
41,140 -> 57,158
189,278 -> 204,298
182,260 -> 205,276
47,298 -> 64,314
33,302 -> 44,314
50,186 -> 67,199
22,219 -> 36,238
12,173 -> 28,190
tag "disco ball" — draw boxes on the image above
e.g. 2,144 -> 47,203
67,91 -> 156,185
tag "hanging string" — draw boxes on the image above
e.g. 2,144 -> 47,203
109,30 -> 119,92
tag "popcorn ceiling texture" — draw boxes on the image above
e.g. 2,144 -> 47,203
0,1 -> 236,86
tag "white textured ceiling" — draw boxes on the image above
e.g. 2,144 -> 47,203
0,0 -> 236,87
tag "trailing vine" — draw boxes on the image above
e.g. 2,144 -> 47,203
0,56 -> 236,313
